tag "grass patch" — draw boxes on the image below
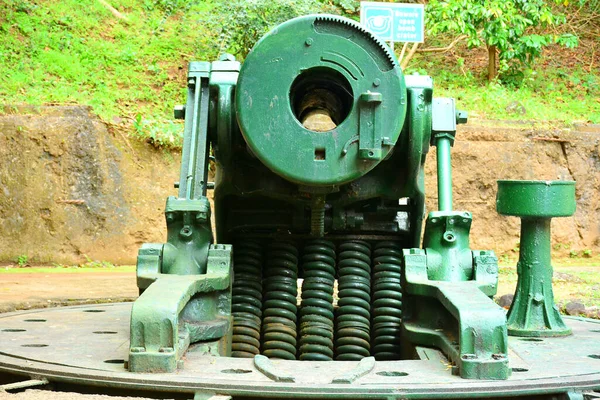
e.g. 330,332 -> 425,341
0,0 -> 218,148
406,50 -> 599,124
0,0 -> 598,149
498,264 -> 600,307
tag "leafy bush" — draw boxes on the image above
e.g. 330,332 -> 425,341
132,115 -> 184,149
427,0 -> 579,83
209,0 -> 339,59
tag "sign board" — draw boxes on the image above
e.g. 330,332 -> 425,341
360,2 -> 425,43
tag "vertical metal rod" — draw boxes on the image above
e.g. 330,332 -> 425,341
436,136 -> 453,211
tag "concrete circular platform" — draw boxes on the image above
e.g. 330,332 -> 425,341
1,303 -> 600,398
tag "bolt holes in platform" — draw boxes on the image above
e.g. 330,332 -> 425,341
24,319 -> 46,322
2,329 -> 26,332
104,359 -> 125,364
83,310 -> 105,313
221,369 -> 252,374
519,338 -> 543,342
21,344 -> 48,348
588,355 -> 600,359
512,368 -> 529,372
93,331 -> 117,335
376,371 -> 409,377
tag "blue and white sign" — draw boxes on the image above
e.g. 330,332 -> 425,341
360,2 -> 425,43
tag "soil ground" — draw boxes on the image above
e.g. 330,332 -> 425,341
0,268 -> 137,313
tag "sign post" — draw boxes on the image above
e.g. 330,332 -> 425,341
360,1 -> 425,54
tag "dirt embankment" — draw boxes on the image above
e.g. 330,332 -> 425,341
424,121 -> 600,257
0,106 -> 180,264
0,107 -> 598,264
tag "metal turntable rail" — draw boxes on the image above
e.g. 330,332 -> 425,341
1,303 -> 600,399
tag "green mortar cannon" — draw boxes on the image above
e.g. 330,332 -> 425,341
128,14 -> 512,380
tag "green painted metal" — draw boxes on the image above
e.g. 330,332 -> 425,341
432,98 -> 459,212
129,60 -> 234,373
129,244 -> 233,372
214,21 -> 431,249
496,180 -> 576,217
403,248 -> 509,380
235,15 -> 407,186
402,98 -> 509,380
435,138 -> 453,212
125,13 -> 578,385
497,180 -> 576,337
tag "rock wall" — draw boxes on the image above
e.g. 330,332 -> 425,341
0,107 -> 598,264
0,106 -> 181,264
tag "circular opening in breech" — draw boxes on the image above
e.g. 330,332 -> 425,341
289,67 -> 353,132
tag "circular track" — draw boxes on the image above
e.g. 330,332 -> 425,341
1,304 -> 600,398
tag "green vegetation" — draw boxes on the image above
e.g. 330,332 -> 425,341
427,0 -> 578,82
0,0 -> 598,149
498,264 -> 600,307
15,254 -> 28,267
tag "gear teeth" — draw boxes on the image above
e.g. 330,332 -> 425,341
314,15 -> 396,69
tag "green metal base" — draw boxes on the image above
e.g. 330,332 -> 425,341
403,248 -> 509,380
1,304 -> 600,399
497,180 -> 576,338
130,244 -> 233,372
508,326 -> 572,337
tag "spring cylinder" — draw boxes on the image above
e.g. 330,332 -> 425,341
335,241 -> 372,360
298,240 -> 336,361
231,240 -> 263,358
261,242 -> 299,360
371,241 -> 403,360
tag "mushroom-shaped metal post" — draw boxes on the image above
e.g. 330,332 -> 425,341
496,180 -> 576,337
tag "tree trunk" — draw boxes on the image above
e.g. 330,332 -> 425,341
487,44 -> 497,82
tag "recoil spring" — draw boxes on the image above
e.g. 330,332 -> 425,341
231,240 -> 263,358
371,241 -> 403,360
261,242 -> 299,360
335,240 -> 372,360
298,240 -> 336,361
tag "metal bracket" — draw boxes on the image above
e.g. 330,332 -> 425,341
402,248 -> 509,380
358,91 -> 386,160
129,244 -> 233,373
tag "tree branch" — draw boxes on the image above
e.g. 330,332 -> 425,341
400,42 -> 420,70
97,0 -> 129,23
418,35 -> 468,53
398,42 -> 409,64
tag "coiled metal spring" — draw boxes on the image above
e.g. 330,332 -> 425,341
299,240 -> 336,361
261,242 -> 299,360
371,241 -> 403,360
231,240 -> 263,358
335,240 -> 372,360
